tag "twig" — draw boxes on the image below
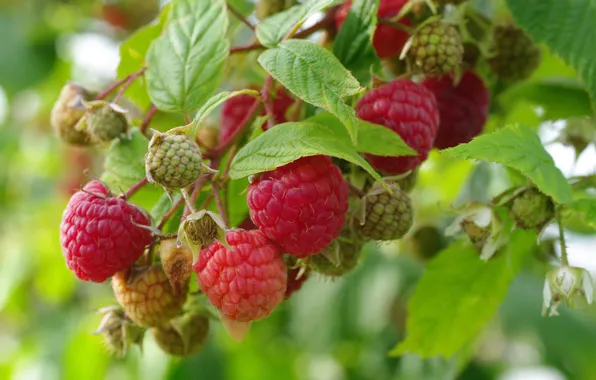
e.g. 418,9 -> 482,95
378,18 -> 415,34
122,177 -> 148,199
139,104 -> 157,138
157,196 -> 185,230
261,76 -> 276,129
212,180 -> 229,228
184,175 -> 210,216
95,67 -> 147,101
222,145 -> 238,179
198,193 -> 214,211
557,210 -> 569,266
230,42 -> 265,54
112,69 -> 145,103
227,2 -> 254,30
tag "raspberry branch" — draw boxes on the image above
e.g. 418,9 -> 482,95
112,69 -> 146,103
157,196 -> 185,231
227,2 -> 255,31
557,209 -> 569,266
261,76 -> 276,129
212,180 -> 229,228
122,177 -> 149,199
95,67 -> 147,101
139,104 -> 158,138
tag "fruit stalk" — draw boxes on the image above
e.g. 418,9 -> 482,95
122,177 -> 149,199
557,210 -> 569,266
139,105 -> 158,137
95,67 -> 147,101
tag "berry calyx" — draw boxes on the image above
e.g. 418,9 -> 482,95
509,188 -> 555,231
145,131 -> 203,190
193,230 -> 287,322
406,20 -> 463,75
60,180 -> 152,282
355,78 -> 439,174
151,312 -> 209,356
112,266 -> 189,327
488,23 -> 541,82
51,83 -> 93,146
247,155 -> 349,257
422,70 -> 489,149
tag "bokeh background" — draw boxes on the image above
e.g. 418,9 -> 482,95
1,0 -> 596,379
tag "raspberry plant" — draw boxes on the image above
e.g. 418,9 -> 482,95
44,0 -> 596,368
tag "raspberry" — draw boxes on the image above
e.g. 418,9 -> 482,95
422,70 -> 489,149
112,266 -> 188,327
284,266 -> 309,299
93,307 -> 145,357
220,89 -> 293,144
310,232 -> 363,277
358,182 -> 413,241
247,155 -> 349,257
193,230 -> 287,322
60,180 -> 152,282
509,188 -> 554,230
407,21 -> 463,75
355,79 -> 439,174
488,24 -> 540,82
159,238 -> 193,293
336,0 -> 410,59
145,131 -> 203,189
86,102 -> 129,143
256,0 -> 295,20
51,83 -> 93,146
151,312 -> 209,356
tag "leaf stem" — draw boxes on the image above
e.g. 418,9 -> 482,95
557,210 -> 569,266
227,2 -> 255,31
122,177 -> 148,199
139,104 -> 158,138
95,67 -> 147,101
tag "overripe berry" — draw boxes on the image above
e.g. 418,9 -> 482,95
509,188 -> 554,230
256,0 -> 295,20
336,0 -> 410,59
310,231 -> 364,277
60,180 -> 152,282
51,83 -> 93,146
93,307 -> 145,357
220,89 -> 293,144
407,21 -> 463,75
355,79 -> 439,174
358,182 -> 413,241
159,238 -> 193,293
422,70 -> 489,149
86,102 -> 129,143
488,23 -> 540,82
112,266 -> 188,327
145,131 -> 203,189
151,312 -> 209,356
193,230 -> 287,322
248,155 -> 349,257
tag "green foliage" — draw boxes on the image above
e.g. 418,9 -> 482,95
443,124 -> 573,204
506,0 -> 596,108
565,198 -> 596,228
191,90 -> 260,132
101,129 -> 148,189
146,0 -> 229,112
258,40 -> 363,141
392,230 -> 537,358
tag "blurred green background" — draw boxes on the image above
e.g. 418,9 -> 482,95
2,0 -> 596,379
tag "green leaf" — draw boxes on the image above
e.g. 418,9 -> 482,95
229,121 -> 385,185
255,0 -> 342,47
506,0 -> 596,108
308,113 -> 416,156
191,89 -> 260,134
442,124 -> 573,204
565,198 -> 596,228
258,39 -> 363,141
391,230 -> 537,358
151,192 -> 181,221
101,129 -> 148,190
332,0 -> 379,73
117,5 -> 170,109
146,0 -> 229,112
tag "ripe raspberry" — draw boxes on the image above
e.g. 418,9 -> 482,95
256,0 -> 295,20
220,89 -> 293,144
358,182 -> 413,241
60,180 -> 152,282
112,266 -> 188,327
285,266 -> 309,299
336,0 -> 410,59
488,24 -> 541,82
145,131 -> 203,189
193,230 -> 287,322
355,79 -> 439,174
422,70 -> 489,149
86,102 -> 129,143
407,21 -> 463,75
51,83 -> 93,146
151,312 -> 209,356
509,188 -> 554,230
247,155 -> 349,257
310,233 -> 363,277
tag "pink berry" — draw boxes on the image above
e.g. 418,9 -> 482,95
193,230 -> 287,322
247,155 -> 349,257
422,70 -> 489,149
60,180 -> 152,282
355,78 -> 439,174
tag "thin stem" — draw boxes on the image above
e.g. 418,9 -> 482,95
222,145 -> 238,179
95,67 -> 147,101
184,175 -> 210,216
139,104 -> 158,138
212,181 -> 229,228
227,2 -> 254,30
348,182 -> 365,198
112,69 -> 145,103
378,18 -> 415,34
261,75 -> 276,129
122,177 -> 148,199
181,188 -> 196,214
294,18 -> 329,39
557,210 -> 569,266
230,42 -> 265,54
198,193 -> 214,211
157,196 -> 185,230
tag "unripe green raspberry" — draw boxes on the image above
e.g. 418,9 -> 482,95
358,183 -> 413,241
509,188 -> 554,230
86,102 -> 129,142
256,0 -> 295,20
407,21 -> 463,75
488,24 -> 540,82
50,83 -> 93,146
310,231 -> 363,277
151,312 -> 209,356
93,307 -> 145,358
145,131 -> 203,189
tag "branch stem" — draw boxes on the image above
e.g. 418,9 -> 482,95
557,210 -> 569,266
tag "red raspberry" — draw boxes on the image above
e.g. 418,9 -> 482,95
336,0 -> 410,59
422,71 -> 489,149
247,156 -> 349,257
220,89 -> 294,144
193,230 -> 287,322
60,180 -> 152,282
355,79 -> 439,174
285,267 -> 309,299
